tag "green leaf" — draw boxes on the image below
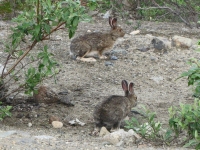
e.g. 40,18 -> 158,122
44,23 -> 51,34
183,139 -> 197,148
195,130 -> 199,138
73,16 -> 79,27
34,24 -> 41,35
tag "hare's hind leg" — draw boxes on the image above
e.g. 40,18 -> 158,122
77,50 -> 97,62
98,50 -> 107,60
77,57 -> 97,62
99,55 -> 107,59
110,121 -> 121,132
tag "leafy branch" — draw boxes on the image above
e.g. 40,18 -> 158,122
0,0 -> 90,100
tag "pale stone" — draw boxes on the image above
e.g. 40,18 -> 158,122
102,128 -> 141,146
172,35 -> 192,48
130,30 -> 140,35
52,121 -> 63,128
99,127 -> 110,137
28,122 -> 32,127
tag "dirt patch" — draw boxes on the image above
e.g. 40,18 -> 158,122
0,17 -> 200,149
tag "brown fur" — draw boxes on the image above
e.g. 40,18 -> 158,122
70,17 -> 125,60
93,80 -> 137,131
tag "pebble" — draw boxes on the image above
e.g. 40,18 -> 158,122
28,122 -> 32,127
110,56 -> 118,60
52,121 -> 63,128
111,48 -> 127,55
150,56 -> 157,61
105,61 -> 113,66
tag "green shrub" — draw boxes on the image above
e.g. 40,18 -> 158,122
169,98 -> 200,149
0,0 -> 90,99
125,99 -> 200,149
125,106 -> 172,145
178,50 -> 200,98
0,102 -> 12,121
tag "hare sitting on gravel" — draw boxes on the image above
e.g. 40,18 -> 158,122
93,80 -> 137,134
70,17 -> 125,62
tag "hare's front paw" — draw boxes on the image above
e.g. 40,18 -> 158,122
99,55 -> 107,60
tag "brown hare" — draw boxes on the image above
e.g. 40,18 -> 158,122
70,17 -> 125,62
93,80 -> 137,134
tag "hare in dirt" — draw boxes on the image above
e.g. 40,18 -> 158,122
70,17 -> 125,62
93,80 -> 137,134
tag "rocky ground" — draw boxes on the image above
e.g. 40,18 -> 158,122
0,17 -> 200,149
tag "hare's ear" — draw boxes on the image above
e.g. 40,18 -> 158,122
129,82 -> 134,93
109,17 -> 113,28
122,80 -> 128,91
109,17 -> 117,29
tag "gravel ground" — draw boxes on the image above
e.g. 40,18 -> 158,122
0,18 -> 199,149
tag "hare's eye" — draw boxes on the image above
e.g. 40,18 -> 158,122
119,29 -> 122,32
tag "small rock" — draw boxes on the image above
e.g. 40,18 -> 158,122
150,56 -> 157,61
151,37 -> 171,50
76,118 -> 85,126
69,118 -> 85,126
59,95 -> 74,106
33,86 -> 60,104
172,35 -> 192,49
137,46 -> 150,52
103,10 -> 111,18
68,119 -> 76,125
105,61 -> 113,66
150,76 -> 164,84
28,122 -> 32,127
49,116 -> 60,124
110,56 -> 118,60
111,48 -> 127,55
56,35 -> 62,40
87,30 -> 91,33
103,129 -> 137,145
52,121 -> 63,128
99,127 -> 110,137
130,30 -> 140,35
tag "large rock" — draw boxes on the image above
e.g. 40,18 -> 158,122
33,86 -> 60,104
102,129 -> 141,146
172,35 -> 192,49
151,36 -> 172,51
99,127 -> 110,137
